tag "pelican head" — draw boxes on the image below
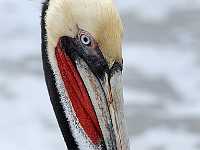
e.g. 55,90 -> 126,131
41,0 -> 129,149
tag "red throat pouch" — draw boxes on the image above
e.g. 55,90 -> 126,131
55,42 -> 103,145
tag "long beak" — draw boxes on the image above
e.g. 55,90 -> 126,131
55,39 -> 129,149
76,59 -> 129,150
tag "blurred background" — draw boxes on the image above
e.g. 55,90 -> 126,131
0,0 -> 200,150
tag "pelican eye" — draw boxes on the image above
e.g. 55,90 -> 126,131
80,34 -> 91,46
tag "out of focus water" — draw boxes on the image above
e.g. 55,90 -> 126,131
0,0 -> 200,150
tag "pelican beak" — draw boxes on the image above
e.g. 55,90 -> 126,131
55,35 -> 129,149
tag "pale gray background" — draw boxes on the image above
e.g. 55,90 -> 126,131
0,0 -> 200,150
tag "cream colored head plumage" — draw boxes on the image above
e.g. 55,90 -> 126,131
42,0 -> 129,149
45,0 -> 123,67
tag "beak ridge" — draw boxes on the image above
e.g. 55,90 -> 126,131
76,58 -> 129,149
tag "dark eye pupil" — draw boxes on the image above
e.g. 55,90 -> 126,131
81,34 -> 91,46
84,37 -> 88,42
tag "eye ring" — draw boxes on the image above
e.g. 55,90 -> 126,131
80,34 -> 91,46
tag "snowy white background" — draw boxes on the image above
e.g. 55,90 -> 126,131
0,0 -> 200,150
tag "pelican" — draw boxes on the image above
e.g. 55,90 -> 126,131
41,0 -> 129,149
